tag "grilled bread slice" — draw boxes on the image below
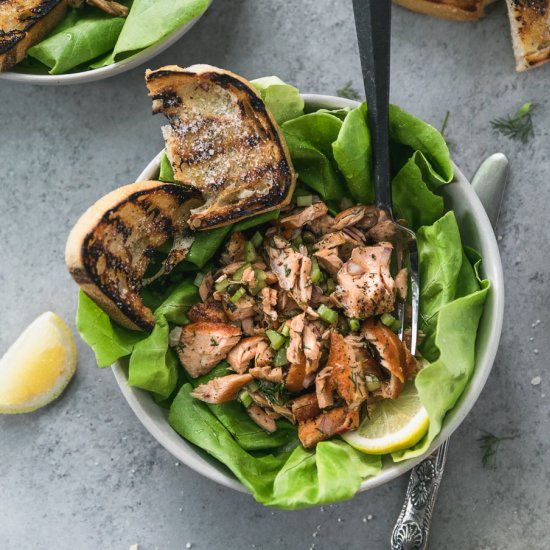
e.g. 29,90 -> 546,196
0,0 -> 67,71
505,0 -> 550,71
145,64 -> 297,231
393,0 -> 496,20
66,181 -> 201,332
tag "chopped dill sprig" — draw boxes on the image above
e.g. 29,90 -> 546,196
490,102 -> 536,143
440,110 -> 450,136
337,81 -> 361,101
478,431 -> 517,469
258,380 -> 287,405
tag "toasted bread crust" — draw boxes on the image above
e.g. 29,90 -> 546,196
66,181 -> 201,332
505,0 -> 550,71
0,0 -> 67,71
145,64 -> 297,231
393,0 -> 495,20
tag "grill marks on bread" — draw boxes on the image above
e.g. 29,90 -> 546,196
65,181 -> 201,332
0,0 -> 67,71
145,64 -> 296,230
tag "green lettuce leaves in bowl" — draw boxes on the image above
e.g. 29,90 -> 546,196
21,0 -> 209,75
76,78 -> 489,509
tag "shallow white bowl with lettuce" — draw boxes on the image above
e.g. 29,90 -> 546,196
0,0 -> 211,85
78,91 -> 503,509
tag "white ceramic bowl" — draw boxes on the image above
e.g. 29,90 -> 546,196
0,1 -> 212,86
112,94 -> 504,495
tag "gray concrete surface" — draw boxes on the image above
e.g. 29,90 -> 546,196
0,1 -> 549,549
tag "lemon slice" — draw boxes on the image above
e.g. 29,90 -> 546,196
342,382 -> 429,454
0,312 -> 76,414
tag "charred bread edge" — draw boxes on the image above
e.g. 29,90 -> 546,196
0,0 -> 67,71
393,0 -> 495,21
145,64 -> 297,230
66,180 -> 200,332
506,1 -> 550,71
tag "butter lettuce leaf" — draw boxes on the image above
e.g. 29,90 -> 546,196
282,112 -> 345,202
110,0 -> 209,61
332,102 -> 373,204
389,104 -> 453,186
76,291 -> 145,367
252,77 -> 304,125
27,7 -> 125,74
169,384 -> 382,509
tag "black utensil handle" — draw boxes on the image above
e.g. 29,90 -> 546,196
351,0 -> 393,214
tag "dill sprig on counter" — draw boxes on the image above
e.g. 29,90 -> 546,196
478,431 -> 517,469
337,81 -> 361,101
490,102 -> 536,143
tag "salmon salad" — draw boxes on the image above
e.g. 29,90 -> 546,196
170,197 -> 421,449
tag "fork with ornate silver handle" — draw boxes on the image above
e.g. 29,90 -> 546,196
390,153 -> 509,550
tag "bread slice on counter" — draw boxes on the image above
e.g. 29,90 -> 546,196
65,181 -> 201,332
393,0 -> 496,21
0,0 -> 67,71
505,0 -> 550,71
145,64 -> 297,231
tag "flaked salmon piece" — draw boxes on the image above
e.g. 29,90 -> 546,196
375,377 -> 404,401
259,287 -> 278,322
220,261 -> 246,276
313,230 -> 360,251
279,202 -> 328,229
240,267 -> 256,291
177,322 -> 241,378
286,313 -> 305,365
191,373 -> 252,403
223,293 -> 256,321
291,393 -> 321,422
255,340 -> 275,368
363,319 -> 406,397
188,300 -> 227,323
247,403 -> 278,432
198,272 -> 214,302
249,365 -> 283,383
285,360 -> 307,393
265,271 -> 278,285
327,332 -> 367,410
333,244 -> 396,319
221,232 -> 246,264
292,255 -> 312,306
303,321 -> 322,374
308,214 -> 335,235
395,267 -> 408,301
314,248 -> 343,279
333,205 -> 378,231
315,366 -> 334,408
241,316 -> 256,336
227,335 -> 265,373
268,238 -> 301,291
298,407 -> 360,448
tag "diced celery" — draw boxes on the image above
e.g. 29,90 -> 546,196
244,241 -> 257,263
317,304 -> 338,325
274,347 -> 289,367
239,390 -> 253,408
297,195 -> 313,207
251,231 -> 263,249
266,329 -> 286,350
310,257 -> 322,283
348,318 -> 361,331
230,287 -> 246,304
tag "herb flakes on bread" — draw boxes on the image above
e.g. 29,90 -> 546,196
145,64 -> 297,231
65,181 -> 201,332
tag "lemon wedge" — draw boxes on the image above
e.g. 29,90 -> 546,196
342,382 -> 429,454
0,312 -> 76,414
